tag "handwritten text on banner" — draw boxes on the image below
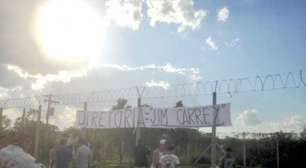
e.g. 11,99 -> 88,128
76,103 -> 231,128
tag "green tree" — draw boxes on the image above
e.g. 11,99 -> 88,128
112,98 -> 128,110
0,114 -> 11,131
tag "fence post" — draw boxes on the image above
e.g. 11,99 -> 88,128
243,132 -> 247,168
136,87 -> 145,146
22,108 -> 26,126
83,102 -> 88,139
276,136 -> 280,168
136,97 -> 141,146
34,105 -> 42,159
0,108 -> 3,131
211,91 -> 217,168
120,140 -> 124,164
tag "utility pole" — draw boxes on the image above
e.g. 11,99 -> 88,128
22,108 -> 26,126
0,108 -> 3,131
211,91 -> 217,168
276,135 -> 280,168
44,94 -> 59,125
34,105 -> 42,159
242,132 -> 247,168
44,94 -> 59,158
136,96 -> 142,146
136,87 -> 145,146
83,102 -> 88,139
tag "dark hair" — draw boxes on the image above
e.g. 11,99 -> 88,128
78,138 -> 87,145
225,147 -> 233,152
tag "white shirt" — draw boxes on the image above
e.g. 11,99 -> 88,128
159,153 -> 180,168
75,145 -> 92,168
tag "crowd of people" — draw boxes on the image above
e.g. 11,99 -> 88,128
49,136 -> 181,168
0,134 -> 235,168
133,137 -> 236,168
49,138 -> 92,168
134,138 -> 180,168
48,135 -> 236,168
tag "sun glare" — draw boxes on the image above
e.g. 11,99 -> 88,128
34,0 -> 107,66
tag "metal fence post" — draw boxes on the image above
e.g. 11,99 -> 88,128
211,91 -> 217,168
34,105 -> 42,159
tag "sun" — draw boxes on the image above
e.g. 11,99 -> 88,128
34,0 -> 108,66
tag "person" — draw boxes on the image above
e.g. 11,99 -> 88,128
75,138 -> 92,168
219,147 -> 236,168
49,145 -> 56,168
159,145 -> 180,168
0,145 -> 44,168
134,139 -> 150,168
55,139 -> 72,168
151,139 -> 167,168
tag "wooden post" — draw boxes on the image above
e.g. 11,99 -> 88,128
211,92 -> 217,168
0,108 -> 3,131
0,108 -> 3,127
22,108 -> 26,126
136,97 -> 141,146
119,140 -> 124,164
45,94 -> 59,125
243,132 -> 247,168
83,102 -> 88,139
34,105 -> 42,159
135,87 -> 145,146
276,137 -> 279,168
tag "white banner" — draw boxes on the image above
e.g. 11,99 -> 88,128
76,103 -> 231,128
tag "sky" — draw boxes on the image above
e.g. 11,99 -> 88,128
0,0 -> 305,135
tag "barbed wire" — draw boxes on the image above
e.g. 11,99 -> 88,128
0,69 -> 305,109
231,132 -> 299,139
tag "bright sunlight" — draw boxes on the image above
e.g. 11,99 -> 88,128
34,0 -> 107,66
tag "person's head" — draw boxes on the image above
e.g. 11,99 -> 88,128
225,147 -> 233,157
78,138 -> 87,146
59,139 -> 66,145
159,139 -> 167,151
225,147 -> 232,153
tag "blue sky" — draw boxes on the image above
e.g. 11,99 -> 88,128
0,0 -> 305,133
110,0 -> 306,75
101,0 -> 306,134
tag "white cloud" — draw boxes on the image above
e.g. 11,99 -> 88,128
6,63 -> 201,90
205,36 -> 218,50
145,80 -> 170,90
6,64 -> 87,90
49,106 -> 77,130
86,63 -> 202,81
215,112 -> 305,137
261,115 -> 305,133
236,109 -> 261,126
105,0 -> 143,30
147,0 -> 207,32
233,110 -> 305,133
217,6 -> 229,22
0,86 -> 23,100
225,38 -> 240,48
